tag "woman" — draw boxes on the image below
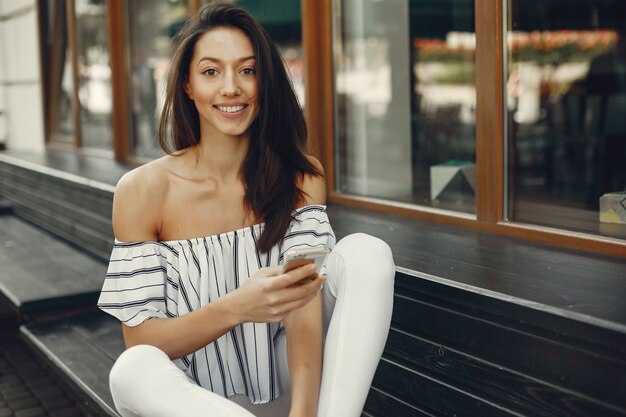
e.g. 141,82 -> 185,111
97,4 -> 395,417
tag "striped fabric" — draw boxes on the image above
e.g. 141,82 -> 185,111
97,205 -> 335,404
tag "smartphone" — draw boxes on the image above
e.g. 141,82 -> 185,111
282,246 -> 330,274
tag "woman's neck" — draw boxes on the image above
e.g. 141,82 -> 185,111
189,131 -> 249,183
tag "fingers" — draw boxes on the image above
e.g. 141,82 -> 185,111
279,263 -> 319,287
270,273 -> 326,306
266,284 -> 323,322
261,266 -> 283,277
255,264 -> 319,288
246,265 -> 326,323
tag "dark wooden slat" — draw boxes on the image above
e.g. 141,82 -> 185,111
384,328 -> 623,417
21,313 -> 124,417
0,163 -> 114,218
0,179 -> 112,236
395,271 -> 626,358
0,216 -> 106,314
391,294 -> 626,409
9,203 -> 113,261
373,358 -> 517,417
327,193 -> 626,257
0,198 -> 13,215
364,386 -> 439,417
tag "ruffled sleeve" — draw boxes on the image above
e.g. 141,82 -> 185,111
97,241 -> 179,327
280,205 -> 336,275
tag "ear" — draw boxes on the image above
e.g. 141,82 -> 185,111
184,81 -> 194,100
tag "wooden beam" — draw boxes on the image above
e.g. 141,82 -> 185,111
301,0 -> 335,192
107,0 -> 129,161
46,0 -> 67,143
35,1 -> 49,142
66,0 -> 81,148
474,0 -> 504,222
189,0 -> 201,15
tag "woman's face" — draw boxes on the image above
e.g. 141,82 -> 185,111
185,27 -> 258,139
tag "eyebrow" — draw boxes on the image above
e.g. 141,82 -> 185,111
197,56 -> 256,65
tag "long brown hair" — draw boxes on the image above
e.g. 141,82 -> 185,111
158,3 -> 321,252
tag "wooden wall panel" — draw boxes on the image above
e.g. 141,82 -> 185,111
301,0 -> 335,192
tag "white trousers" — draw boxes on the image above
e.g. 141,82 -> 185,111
109,233 -> 395,417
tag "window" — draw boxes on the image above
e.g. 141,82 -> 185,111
317,0 -> 624,253
506,0 -> 626,239
34,0 -> 624,254
40,0 -> 113,151
43,0 -> 75,143
333,0 -> 476,213
127,0 -> 188,159
75,0 -> 113,150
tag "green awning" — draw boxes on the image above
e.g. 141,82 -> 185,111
237,0 -> 301,26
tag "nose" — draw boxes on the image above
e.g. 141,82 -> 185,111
221,70 -> 241,97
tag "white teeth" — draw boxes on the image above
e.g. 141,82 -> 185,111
217,105 -> 245,113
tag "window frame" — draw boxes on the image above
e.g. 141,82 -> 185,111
301,0 -> 625,257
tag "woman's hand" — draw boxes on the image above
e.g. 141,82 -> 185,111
229,263 -> 326,324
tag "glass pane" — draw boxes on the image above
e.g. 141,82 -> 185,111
75,0 -> 113,150
333,0 -> 476,213
507,1 -> 626,239
202,0 -> 304,106
51,1 -> 74,141
128,0 -> 188,159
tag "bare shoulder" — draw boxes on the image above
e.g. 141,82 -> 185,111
300,155 -> 326,206
113,159 -> 169,242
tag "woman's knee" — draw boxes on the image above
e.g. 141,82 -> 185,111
110,344 -> 168,395
334,233 -> 395,283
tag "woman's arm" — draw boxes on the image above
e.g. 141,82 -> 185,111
284,157 -> 327,417
113,167 -> 325,359
122,267 -> 322,359
284,292 -> 324,417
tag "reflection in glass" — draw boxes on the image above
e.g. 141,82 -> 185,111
75,0 -> 113,150
55,51 -> 75,139
334,0 -> 476,213
129,0 -> 187,159
50,0 -> 74,141
507,1 -> 626,238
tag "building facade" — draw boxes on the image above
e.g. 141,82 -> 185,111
0,0 -> 624,254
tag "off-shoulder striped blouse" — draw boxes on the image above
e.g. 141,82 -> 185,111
97,205 -> 335,404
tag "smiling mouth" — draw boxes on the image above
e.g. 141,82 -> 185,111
214,104 -> 248,113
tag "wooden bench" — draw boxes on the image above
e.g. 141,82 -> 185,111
2,150 -> 626,417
